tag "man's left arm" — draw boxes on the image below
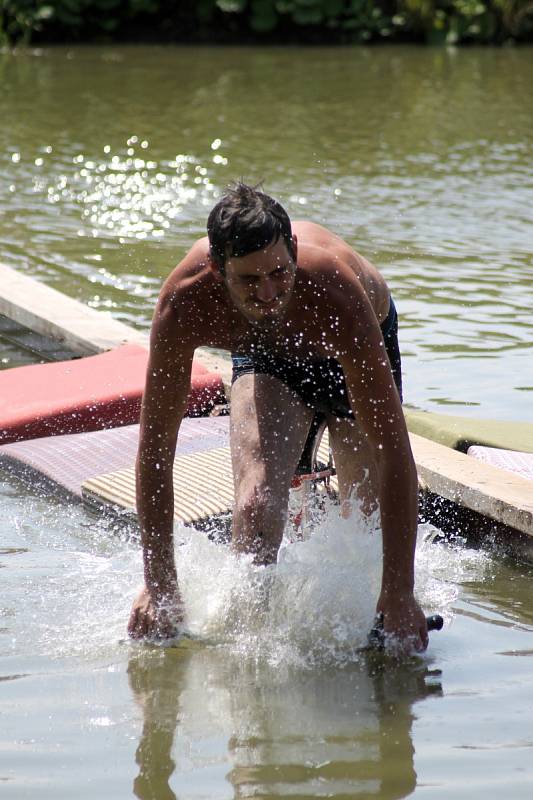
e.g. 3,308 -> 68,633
335,292 -> 428,652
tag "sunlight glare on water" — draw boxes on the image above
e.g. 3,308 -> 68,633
38,143 -> 220,243
1,46 -> 532,419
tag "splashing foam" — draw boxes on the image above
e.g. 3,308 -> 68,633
175,502 -> 482,667
4,486 -> 491,667
178,511 -> 381,667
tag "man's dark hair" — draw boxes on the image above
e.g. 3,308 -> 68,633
207,182 -> 294,275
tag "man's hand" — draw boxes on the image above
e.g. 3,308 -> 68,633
128,584 -> 185,640
376,592 -> 429,655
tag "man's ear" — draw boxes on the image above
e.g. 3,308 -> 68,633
291,234 -> 298,262
208,252 -> 224,282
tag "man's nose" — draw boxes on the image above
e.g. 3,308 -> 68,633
256,277 -> 277,303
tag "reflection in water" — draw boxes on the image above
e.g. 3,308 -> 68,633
454,557 -> 533,629
128,646 -> 442,800
129,649 -> 186,800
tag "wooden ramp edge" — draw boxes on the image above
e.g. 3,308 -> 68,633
0,262 -> 148,354
410,433 -> 533,537
0,262 -> 232,389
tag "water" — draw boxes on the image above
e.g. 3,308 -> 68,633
1,45 -> 532,416
2,476 -> 533,798
1,44 -> 533,798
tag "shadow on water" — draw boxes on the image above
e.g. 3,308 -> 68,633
127,644 -> 442,800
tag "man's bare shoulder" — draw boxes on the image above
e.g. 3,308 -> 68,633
152,237 -> 229,349
293,220 -> 351,251
292,221 -> 362,285
164,236 -> 211,288
292,220 -> 390,320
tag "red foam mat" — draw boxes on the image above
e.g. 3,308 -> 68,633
0,416 -> 230,499
0,344 -> 226,445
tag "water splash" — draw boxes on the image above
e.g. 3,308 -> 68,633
1,479 -> 492,668
178,506 -> 379,666
176,503 -> 484,667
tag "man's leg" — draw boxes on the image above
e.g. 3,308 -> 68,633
326,415 -> 379,518
230,373 -> 315,564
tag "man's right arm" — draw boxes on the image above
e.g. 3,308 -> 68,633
128,286 -> 196,639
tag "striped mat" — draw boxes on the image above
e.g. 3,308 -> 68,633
0,414 -> 333,527
83,446 -> 235,524
468,446 -> 533,483
0,416 -> 231,500
82,431 -> 333,525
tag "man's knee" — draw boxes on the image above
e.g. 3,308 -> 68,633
233,476 -> 289,561
234,479 -> 288,527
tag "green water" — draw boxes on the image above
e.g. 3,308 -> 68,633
1,45 -> 533,799
1,45 -> 532,416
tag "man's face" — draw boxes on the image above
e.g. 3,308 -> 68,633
223,237 -> 297,327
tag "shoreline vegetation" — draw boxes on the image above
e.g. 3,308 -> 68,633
1,0 -> 532,47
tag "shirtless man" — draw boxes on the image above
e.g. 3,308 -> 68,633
128,183 -> 428,652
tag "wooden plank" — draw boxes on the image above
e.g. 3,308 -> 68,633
81,432 -> 336,525
82,447 -> 235,524
0,262 -> 232,389
0,262 -> 148,355
410,433 -> 533,537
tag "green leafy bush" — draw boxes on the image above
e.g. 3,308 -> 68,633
1,0 -> 532,45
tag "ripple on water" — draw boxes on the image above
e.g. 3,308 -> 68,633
2,138 -> 225,245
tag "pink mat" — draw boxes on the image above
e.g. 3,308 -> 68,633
0,344 -> 226,445
468,446 -> 533,483
0,416 -> 230,499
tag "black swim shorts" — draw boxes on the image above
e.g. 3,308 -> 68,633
231,297 -> 403,419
